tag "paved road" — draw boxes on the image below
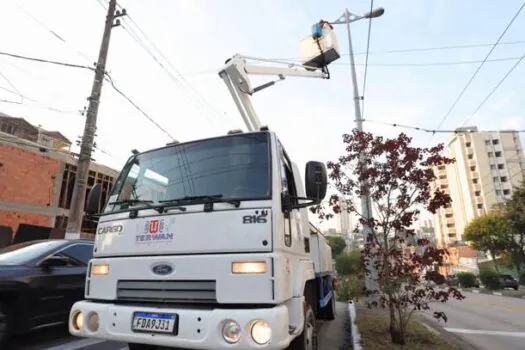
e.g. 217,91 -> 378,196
423,291 -> 525,350
12,302 -> 348,350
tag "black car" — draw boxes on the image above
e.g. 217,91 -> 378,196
0,239 -> 94,347
498,274 -> 519,290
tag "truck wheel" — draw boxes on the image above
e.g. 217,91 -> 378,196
287,305 -> 318,350
324,295 -> 336,321
0,303 -> 12,349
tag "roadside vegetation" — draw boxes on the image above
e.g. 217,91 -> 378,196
317,130 -> 464,346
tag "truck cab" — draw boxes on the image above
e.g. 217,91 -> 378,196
68,129 -> 334,350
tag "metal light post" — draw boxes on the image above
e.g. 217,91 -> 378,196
329,7 -> 384,303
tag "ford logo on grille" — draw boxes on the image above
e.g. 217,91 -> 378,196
152,263 -> 173,275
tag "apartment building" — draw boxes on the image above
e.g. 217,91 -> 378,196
432,126 -> 525,247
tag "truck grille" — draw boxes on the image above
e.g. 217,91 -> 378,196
116,280 -> 217,304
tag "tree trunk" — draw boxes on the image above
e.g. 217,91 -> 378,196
389,307 -> 405,345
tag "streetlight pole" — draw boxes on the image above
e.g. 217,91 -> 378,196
329,6 -> 384,303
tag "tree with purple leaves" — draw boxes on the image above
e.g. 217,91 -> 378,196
311,129 -> 465,345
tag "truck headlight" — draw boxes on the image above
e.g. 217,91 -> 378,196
91,264 -> 109,276
250,320 -> 272,345
71,310 -> 83,330
222,319 -> 241,344
232,261 -> 267,274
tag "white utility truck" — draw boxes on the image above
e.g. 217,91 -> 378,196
69,21 -> 341,350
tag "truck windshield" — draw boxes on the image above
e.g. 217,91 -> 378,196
105,133 -> 271,213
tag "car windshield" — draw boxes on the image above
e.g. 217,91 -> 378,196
105,133 -> 271,212
0,240 -> 65,265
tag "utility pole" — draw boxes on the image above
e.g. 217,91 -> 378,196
65,0 -> 125,239
329,6 -> 384,304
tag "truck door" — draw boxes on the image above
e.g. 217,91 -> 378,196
278,143 -> 300,250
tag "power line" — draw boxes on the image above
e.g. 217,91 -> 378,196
104,73 -> 175,140
115,11 -> 227,127
432,1 -> 525,134
360,0 -> 374,121
15,3 -> 94,64
334,56 -> 522,67
269,40 -> 525,61
0,51 -> 95,71
461,51 -> 525,127
364,119 -> 525,134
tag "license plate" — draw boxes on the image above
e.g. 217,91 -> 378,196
131,312 -> 178,335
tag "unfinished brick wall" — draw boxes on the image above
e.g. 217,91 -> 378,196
0,144 -> 60,207
0,211 -> 51,238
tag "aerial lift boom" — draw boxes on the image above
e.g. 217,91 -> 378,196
218,21 -> 341,131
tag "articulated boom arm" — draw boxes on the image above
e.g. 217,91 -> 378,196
218,54 -> 329,132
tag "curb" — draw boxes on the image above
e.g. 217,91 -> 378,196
348,301 -> 362,350
458,287 -> 525,298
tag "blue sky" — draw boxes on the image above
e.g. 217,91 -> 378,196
1,0 -> 524,227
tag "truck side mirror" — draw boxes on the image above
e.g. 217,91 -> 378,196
86,183 -> 102,215
305,161 -> 327,202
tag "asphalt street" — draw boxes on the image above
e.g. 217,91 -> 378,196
423,291 -> 525,350
12,302 -> 349,350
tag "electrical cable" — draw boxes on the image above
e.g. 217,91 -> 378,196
432,1 -> 525,134
461,51 -> 525,127
361,0 -> 375,121
364,119 -> 525,134
0,51 -> 95,71
103,73 -> 175,140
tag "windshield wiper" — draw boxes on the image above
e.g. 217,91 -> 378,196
108,199 -> 164,213
159,194 -> 241,208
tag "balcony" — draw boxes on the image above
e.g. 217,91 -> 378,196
446,217 -> 455,225
471,171 -> 480,179
472,183 -> 481,191
468,159 -> 477,167
444,207 -> 453,215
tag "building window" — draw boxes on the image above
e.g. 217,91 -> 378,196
470,166 -> 476,171
473,178 -> 478,184
468,154 -> 474,159
503,189 -> 511,195
495,151 -> 502,157
495,190 -> 501,195
466,142 -> 471,147
492,139 -> 499,145
498,164 -> 505,170
445,214 -> 453,218
493,177 -> 498,183
488,152 -> 493,157
501,176 -> 508,182
446,223 -> 455,228
490,164 -> 496,170
477,204 -> 483,209
438,165 -> 445,171
439,175 -> 446,180
475,191 -> 481,196
485,140 -> 490,145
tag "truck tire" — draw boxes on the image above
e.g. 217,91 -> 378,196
287,305 -> 318,350
324,295 -> 336,321
0,302 -> 12,349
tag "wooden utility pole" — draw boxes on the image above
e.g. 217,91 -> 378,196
65,0 -> 125,239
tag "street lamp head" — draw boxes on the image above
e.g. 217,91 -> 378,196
363,7 -> 385,19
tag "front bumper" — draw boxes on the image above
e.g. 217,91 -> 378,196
69,300 -> 292,349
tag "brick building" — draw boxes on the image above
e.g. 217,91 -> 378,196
0,115 -> 119,240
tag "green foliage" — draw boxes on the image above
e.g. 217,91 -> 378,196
479,268 -> 501,290
520,271 -> 525,285
503,182 -> 525,274
335,250 -> 362,276
464,214 -> 508,254
336,275 -> 365,302
456,272 -> 476,288
326,236 -> 347,257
